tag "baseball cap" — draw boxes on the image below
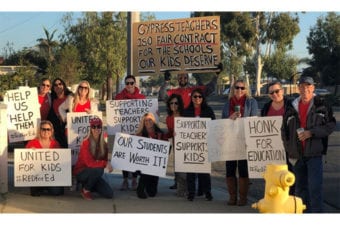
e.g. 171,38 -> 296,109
298,76 -> 314,85
89,117 -> 102,126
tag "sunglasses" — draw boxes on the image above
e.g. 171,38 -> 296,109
54,82 -> 63,87
41,83 -> 50,87
234,86 -> 245,90
41,127 -> 51,132
91,125 -> 102,129
269,89 -> 281,95
193,95 -> 202,99
79,86 -> 89,90
170,102 -> 178,105
125,81 -> 135,86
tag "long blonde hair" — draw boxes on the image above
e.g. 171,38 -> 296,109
72,80 -> 92,111
229,79 -> 251,99
86,127 -> 107,160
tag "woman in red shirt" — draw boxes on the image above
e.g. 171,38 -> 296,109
26,120 -> 64,196
73,118 -> 113,200
38,78 -> 51,120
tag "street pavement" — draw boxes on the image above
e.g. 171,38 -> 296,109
1,95 -> 340,214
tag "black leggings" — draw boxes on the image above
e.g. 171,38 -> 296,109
226,160 -> 249,178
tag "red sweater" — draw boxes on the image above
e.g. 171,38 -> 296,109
115,87 -> 145,100
73,138 -> 108,175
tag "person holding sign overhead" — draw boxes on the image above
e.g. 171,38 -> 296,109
115,75 -> 146,191
135,112 -> 166,199
182,88 -> 215,201
221,79 -> 258,206
26,120 -> 64,196
73,117 -> 113,200
58,80 -> 98,123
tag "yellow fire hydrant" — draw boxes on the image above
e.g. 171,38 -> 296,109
252,164 -> 306,213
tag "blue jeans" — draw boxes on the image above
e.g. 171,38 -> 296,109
293,156 -> 323,213
76,167 -> 113,199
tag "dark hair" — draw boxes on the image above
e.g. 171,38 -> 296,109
50,78 -> 73,99
188,88 -> 208,108
268,81 -> 282,89
125,75 -> 136,82
166,94 -> 184,116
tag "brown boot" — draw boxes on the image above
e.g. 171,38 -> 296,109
226,177 -> 237,205
238,177 -> 249,206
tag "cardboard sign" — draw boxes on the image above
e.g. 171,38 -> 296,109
14,148 -> 72,187
4,87 -> 40,143
106,98 -> 158,135
67,112 -> 103,165
244,116 -> 286,178
111,132 -> 170,177
132,16 -> 221,76
207,118 -> 247,162
174,117 -> 211,173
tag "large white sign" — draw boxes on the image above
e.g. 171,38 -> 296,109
14,148 -> 72,187
207,118 -> 247,162
174,117 -> 211,173
67,112 -> 103,165
106,98 -> 159,135
111,132 -> 170,177
4,87 -> 40,143
244,116 -> 286,178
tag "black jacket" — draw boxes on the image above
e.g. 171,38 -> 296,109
282,95 -> 336,158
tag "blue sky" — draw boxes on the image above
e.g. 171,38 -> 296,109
0,11 -> 330,60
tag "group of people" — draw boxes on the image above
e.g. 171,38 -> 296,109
29,73 -> 335,213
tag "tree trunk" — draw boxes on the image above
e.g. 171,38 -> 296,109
106,72 -> 113,100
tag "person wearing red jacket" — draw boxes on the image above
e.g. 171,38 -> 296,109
26,120 -> 64,196
73,117 -> 113,200
115,75 -> 146,191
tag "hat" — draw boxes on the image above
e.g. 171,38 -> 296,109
298,76 -> 314,85
89,117 -> 102,126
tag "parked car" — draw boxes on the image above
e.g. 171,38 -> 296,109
314,88 -> 331,96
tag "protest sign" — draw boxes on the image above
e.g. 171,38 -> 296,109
207,118 -> 247,162
67,112 -> 103,165
132,16 -> 221,76
244,116 -> 286,178
111,132 -> 170,177
4,87 -> 40,143
106,98 -> 158,135
14,148 -> 72,187
174,117 -> 211,173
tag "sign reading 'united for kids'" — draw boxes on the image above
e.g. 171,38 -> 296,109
111,132 -> 170,177
106,99 -> 158,135
174,117 -> 211,173
4,87 -> 40,143
67,112 -> 103,165
14,148 -> 72,187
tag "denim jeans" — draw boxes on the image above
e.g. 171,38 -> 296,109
76,167 -> 113,198
293,156 -> 323,213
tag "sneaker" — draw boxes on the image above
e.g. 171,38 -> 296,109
205,192 -> 213,201
120,180 -> 129,191
81,189 -> 93,200
169,183 -> 177,190
131,179 -> 137,191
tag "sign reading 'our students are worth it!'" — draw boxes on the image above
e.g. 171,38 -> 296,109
111,132 -> 170,177
132,16 -> 221,76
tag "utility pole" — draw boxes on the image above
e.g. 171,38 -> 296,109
127,12 -> 140,76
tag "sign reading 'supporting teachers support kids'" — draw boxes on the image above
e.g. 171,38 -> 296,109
111,132 -> 170,177
174,117 -> 211,173
106,99 -> 158,135
67,112 -> 103,165
14,148 -> 72,187
4,87 -> 40,143
133,16 -> 221,76
244,116 -> 286,178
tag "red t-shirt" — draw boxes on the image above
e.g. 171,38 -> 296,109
53,96 -> 67,117
38,94 -> 50,120
298,100 -> 310,150
74,100 -> 91,112
26,138 -> 60,149
267,105 -> 285,117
